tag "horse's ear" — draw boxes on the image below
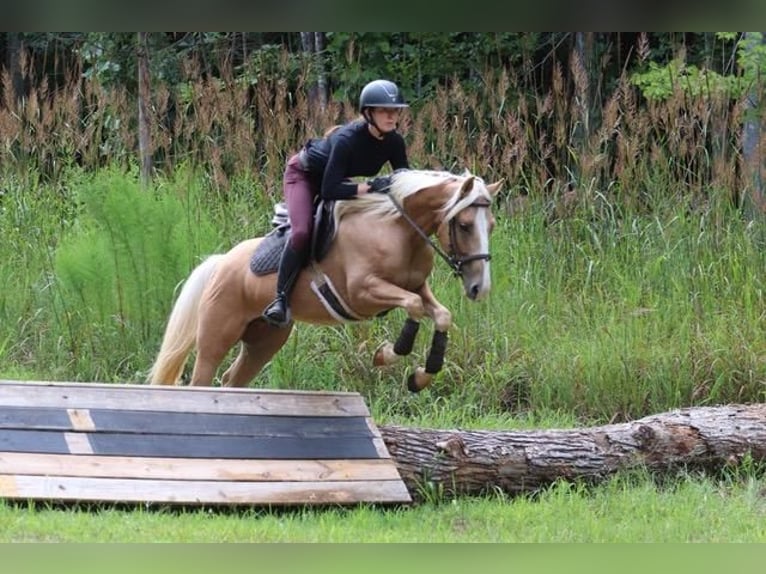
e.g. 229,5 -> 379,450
459,176 -> 475,199
486,179 -> 504,198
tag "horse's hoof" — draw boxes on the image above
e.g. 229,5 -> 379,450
407,368 -> 432,393
373,342 -> 394,367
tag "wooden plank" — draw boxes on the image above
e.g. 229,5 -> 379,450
0,380 -> 361,397
67,409 -> 95,432
0,380 -> 412,506
0,476 -> 17,497
0,429 -> 69,453
87,432 -> 383,459
64,432 -> 93,454
371,438 -> 392,459
361,418 -> 381,438
0,406 -> 71,429
0,452 -> 401,481
0,381 -> 369,417
0,475 -> 412,504
0,406 -> 377,438
0,430 -> 383,459
86,410 -> 375,438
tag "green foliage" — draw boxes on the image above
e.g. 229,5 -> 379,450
78,33 -> 223,89
236,43 -> 305,87
51,169 -> 219,379
631,32 -> 764,100
78,33 -> 135,86
736,32 -> 766,83
324,32 -> 528,106
631,59 -> 747,99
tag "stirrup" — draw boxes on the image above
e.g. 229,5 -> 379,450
262,297 -> 292,327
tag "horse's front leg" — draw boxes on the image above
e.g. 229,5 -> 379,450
355,276 -> 427,368
408,281 -> 452,393
373,317 -> 420,367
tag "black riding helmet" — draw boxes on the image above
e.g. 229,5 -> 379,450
359,79 -> 408,110
359,80 -> 408,135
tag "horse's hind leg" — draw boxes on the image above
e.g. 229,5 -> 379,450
373,318 -> 420,367
220,319 -> 294,387
190,308 -> 252,386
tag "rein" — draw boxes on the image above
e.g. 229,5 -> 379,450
386,194 -> 492,277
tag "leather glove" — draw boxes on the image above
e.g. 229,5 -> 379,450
367,175 -> 392,193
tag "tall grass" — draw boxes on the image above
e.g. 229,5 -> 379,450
1,48 -> 765,426
1,49 -> 748,202
486,191 -> 766,421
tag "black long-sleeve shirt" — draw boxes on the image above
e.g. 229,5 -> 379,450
303,120 -> 409,200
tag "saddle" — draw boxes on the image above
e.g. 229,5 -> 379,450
249,199 -> 337,276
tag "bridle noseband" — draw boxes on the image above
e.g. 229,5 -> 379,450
387,195 -> 493,277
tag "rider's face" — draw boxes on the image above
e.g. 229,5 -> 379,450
370,107 -> 403,132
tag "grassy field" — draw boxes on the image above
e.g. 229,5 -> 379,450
1,469 -> 765,542
2,168 -> 764,422
1,168 -> 766,542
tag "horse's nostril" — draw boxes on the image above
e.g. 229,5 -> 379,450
469,284 -> 480,299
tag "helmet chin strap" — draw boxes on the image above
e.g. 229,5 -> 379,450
363,109 -> 391,140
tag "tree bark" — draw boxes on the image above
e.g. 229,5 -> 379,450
380,404 -> 766,499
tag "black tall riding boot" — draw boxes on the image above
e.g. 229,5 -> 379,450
262,244 -> 305,327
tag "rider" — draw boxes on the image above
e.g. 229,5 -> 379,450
261,79 -> 411,327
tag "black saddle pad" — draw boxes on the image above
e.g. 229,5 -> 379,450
249,226 -> 289,276
249,200 -> 337,276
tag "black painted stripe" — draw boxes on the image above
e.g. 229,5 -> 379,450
88,410 -> 373,438
0,406 -> 374,439
89,433 -> 379,459
0,406 -> 72,429
0,429 -> 379,459
0,429 -> 70,453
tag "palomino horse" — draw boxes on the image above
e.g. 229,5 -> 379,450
148,169 -> 502,392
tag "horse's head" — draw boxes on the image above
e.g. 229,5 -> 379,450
336,168 -> 503,301
437,174 -> 503,300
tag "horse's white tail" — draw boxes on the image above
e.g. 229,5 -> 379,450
147,254 -> 224,385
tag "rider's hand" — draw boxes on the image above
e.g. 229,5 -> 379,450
366,175 -> 392,194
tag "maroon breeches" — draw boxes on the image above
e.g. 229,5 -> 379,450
283,152 -> 316,252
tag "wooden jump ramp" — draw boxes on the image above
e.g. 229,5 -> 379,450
0,380 -> 411,507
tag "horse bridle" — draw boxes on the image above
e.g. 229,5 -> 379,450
387,195 -> 493,277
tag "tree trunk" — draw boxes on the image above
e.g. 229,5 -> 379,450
573,32 -> 598,138
570,32 -> 602,187
314,32 -> 328,112
742,32 -> 766,220
380,404 -> 766,499
136,32 -> 153,187
5,32 -> 25,105
300,32 -> 328,113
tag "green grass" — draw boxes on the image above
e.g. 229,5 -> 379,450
2,169 -> 766,424
3,169 -> 766,543
2,470 -> 765,542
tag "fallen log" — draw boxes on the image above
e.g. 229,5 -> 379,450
379,404 -> 766,499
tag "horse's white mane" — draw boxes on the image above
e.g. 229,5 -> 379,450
333,169 -> 490,223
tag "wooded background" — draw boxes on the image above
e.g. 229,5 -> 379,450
2,32 -> 763,212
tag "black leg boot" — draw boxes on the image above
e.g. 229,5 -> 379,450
262,244 -> 305,327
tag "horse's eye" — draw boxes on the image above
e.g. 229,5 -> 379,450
459,222 -> 472,232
